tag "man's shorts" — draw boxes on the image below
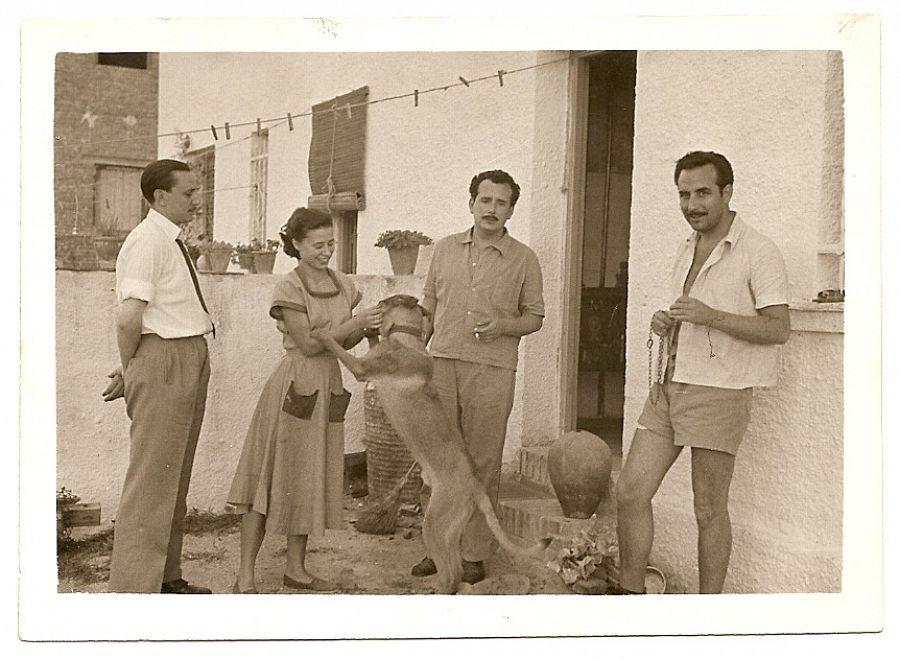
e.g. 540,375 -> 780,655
637,380 -> 753,455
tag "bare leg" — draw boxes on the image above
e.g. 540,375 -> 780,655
616,429 -> 683,592
237,511 -> 266,591
285,534 -> 317,582
691,448 -> 736,594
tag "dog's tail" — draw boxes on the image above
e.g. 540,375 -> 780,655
474,491 -> 552,560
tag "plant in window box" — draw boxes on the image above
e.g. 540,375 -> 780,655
250,238 -> 281,274
199,239 -> 235,274
374,230 -> 433,276
231,242 -> 256,272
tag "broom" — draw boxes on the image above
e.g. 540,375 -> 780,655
355,461 -> 419,535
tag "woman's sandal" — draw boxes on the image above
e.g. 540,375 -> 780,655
232,579 -> 258,594
282,574 -> 338,592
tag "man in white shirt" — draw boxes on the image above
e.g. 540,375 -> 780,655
102,159 -> 215,593
615,151 -> 790,594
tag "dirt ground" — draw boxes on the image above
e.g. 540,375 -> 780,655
58,493 -> 574,596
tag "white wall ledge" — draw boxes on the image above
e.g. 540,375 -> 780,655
788,301 -> 844,334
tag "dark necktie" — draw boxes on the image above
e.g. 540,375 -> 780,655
175,238 -> 216,337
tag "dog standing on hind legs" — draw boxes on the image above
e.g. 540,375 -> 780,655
311,294 -> 548,594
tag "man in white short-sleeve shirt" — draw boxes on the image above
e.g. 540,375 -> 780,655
615,151 -> 791,594
102,159 -> 215,593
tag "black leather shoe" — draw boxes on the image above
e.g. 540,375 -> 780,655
411,556 -> 437,577
461,560 -> 485,585
160,578 -> 212,594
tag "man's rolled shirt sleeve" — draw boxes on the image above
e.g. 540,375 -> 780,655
116,240 -> 163,304
518,251 -> 545,317
421,242 -> 440,317
749,236 -> 790,309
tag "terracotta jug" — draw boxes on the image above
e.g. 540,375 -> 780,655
547,430 -> 613,519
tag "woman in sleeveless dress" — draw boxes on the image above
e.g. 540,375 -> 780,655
227,208 -> 382,593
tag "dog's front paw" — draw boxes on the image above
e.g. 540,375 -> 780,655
310,329 -> 330,344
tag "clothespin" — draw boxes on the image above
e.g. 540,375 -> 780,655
256,118 -> 262,134
497,70 -> 505,87
458,76 -> 470,87
210,124 -> 219,140
287,112 -> 294,131
224,122 -> 231,139
414,89 -> 419,107
344,103 -> 352,119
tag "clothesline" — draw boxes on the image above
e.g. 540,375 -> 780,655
54,55 -> 570,150
55,181 -> 259,196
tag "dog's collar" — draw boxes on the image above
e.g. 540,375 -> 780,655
387,324 -> 423,339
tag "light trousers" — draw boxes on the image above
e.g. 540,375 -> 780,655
424,358 -> 516,562
108,334 -> 210,593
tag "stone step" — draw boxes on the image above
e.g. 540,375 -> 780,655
515,446 -> 554,492
498,493 -> 617,545
497,469 -> 617,545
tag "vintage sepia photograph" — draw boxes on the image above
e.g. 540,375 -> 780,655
17,9 -> 884,644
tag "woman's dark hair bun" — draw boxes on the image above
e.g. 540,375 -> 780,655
280,207 -> 332,260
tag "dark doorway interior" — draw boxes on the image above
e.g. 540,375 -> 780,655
576,51 -> 637,457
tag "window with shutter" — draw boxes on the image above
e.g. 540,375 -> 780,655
97,53 -> 148,70
93,165 -> 144,235
250,130 -> 269,242
308,86 -> 367,274
185,145 -> 215,239
308,86 -> 368,197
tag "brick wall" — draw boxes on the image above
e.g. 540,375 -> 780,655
55,235 -> 100,271
54,52 -> 159,268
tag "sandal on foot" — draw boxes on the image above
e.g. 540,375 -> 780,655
232,579 -> 258,594
283,574 -> 338,592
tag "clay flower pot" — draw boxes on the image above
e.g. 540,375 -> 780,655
237,252 -> 255,272
206,247 -> 232,274
252,251 -> 277,274
387,245 -> 419,275
547,430 -> 613,519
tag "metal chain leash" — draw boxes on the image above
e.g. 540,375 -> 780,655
647,322 -> 671,405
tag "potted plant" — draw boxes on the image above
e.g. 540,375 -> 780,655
250,238 -> 281,275
374,230 -> 432,276
232,242 -> 256,272
200,239 -> 234,274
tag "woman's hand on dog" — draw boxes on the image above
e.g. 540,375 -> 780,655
355,305 -> 384,332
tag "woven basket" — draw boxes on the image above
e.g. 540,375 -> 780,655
364,384 -> 422,504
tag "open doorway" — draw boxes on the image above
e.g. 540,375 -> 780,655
575,51 -> 637,457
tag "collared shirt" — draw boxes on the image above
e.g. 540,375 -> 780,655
422,227 -> 544,371
116,209 -> 215,338
670,213 -> 789,389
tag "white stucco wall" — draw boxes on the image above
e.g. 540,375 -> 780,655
156,50 -> 572,458
624,51 -> 845,592
157,52 -> 542,276
517,52 -> 572,448
55,270 -> 531,523
62,50 -> 846,593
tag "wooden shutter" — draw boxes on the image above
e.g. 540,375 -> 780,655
94,165 -> 143,234
185,145 -> 215,238
308,86 -> 368,195
250,130 -> 269,242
